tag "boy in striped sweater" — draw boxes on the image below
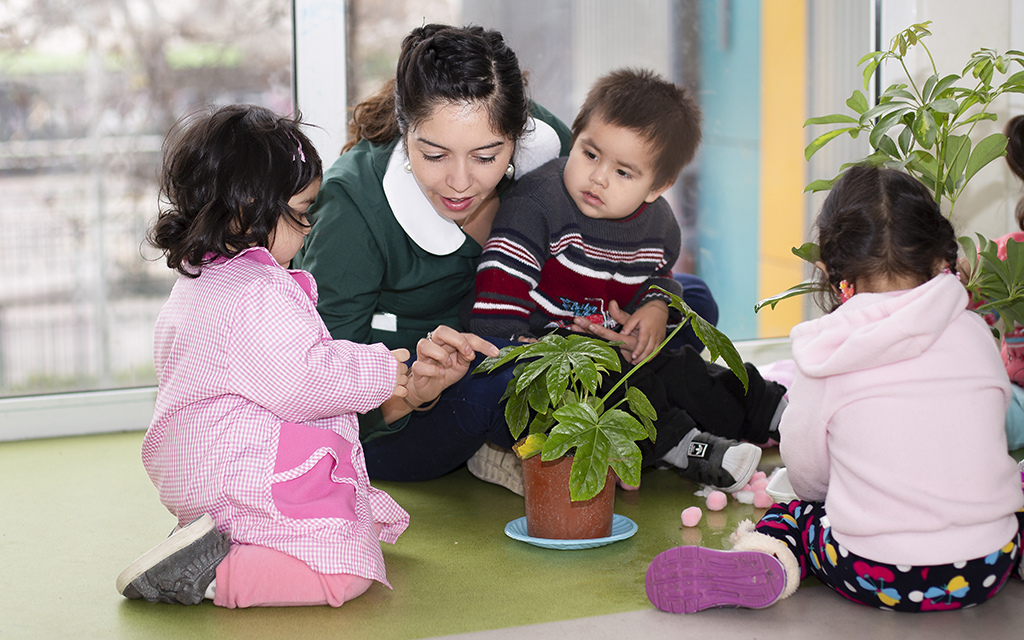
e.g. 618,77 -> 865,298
470,68 -> 786,492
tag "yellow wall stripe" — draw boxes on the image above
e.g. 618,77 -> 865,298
759,0 -> 807,338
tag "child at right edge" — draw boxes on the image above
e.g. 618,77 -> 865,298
646,165 -> 1024,613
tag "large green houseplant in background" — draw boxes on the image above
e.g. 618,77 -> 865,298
757,22 -> 1024,333
475,288 -> 748,503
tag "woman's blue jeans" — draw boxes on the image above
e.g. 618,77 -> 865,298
362,273 -> 720,481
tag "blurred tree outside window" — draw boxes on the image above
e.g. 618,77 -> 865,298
0,0 -> 292,397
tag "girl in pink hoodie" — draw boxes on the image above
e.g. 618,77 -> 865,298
646,165 -> 1024,613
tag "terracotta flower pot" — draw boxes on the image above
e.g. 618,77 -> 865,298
521,454 -> 615,540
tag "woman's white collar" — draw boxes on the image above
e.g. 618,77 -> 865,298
382,116 -> 562,255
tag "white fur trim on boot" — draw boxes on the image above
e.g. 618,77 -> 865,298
729,519 -> 801,599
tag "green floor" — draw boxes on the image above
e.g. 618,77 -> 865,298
0,431 -> 779,639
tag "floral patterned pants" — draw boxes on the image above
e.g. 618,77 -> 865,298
755,501 -> 1024,611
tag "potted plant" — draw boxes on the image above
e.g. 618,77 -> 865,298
474,288 -> 748,539
756,21 -> 1024,325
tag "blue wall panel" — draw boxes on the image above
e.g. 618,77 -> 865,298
697,0 -> 761,339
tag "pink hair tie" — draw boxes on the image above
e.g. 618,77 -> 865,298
289,132 -> 306,163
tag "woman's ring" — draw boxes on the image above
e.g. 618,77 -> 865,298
426,331 -> 434,343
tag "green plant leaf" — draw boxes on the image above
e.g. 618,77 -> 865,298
860,101 -> 912,124
965,132 -> 1008,183
879,85 -> 915,101
805,127 -> 859,160
861,59 -> 880,91
906,150 -> 938,190
545,353 -> 572,407
922,73 -> 939,102
754,281 -> 827,313
691,319 -> 749,393
943,134 -> 971,187
804,178 -> 837,193
473,343 -> 522,374
513,433 -> 547,459
572,358 -> 601,396
932,74 -> 961,98
542,404 -> 646,501
912,109 -> 939,149
955,112 -> 999,126
804,113 -> 859,126
504,386 -> 532,439
792,242 -> 820,263
527,410 -> 555,436
875,133 -> 900,159
563,335 -> 621,370
1002,69 -> 1024,89
929,98 -> 959,113
625,386 -> 658,442
846,89 -> 871,113
898,125 -> 914,155
527,373 -> 551,413
869,109 -> 910,149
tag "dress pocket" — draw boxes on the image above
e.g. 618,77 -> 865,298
270,422 -> 358,521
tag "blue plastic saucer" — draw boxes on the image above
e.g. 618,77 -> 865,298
504,514 -> 638,549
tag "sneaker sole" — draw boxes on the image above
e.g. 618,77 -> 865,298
645,546 -> 786,613
116,514 -> 217,595
467,444 -> 524,496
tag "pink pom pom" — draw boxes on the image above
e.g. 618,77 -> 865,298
751,471 -> 767,482
753,490 -> 774,509
750,478 -> 769,492
681,506 -> 703,527
706,491 -> 728,511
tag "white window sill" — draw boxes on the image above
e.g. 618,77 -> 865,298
0,339 -> 793,442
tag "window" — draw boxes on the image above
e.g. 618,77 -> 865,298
0,0 -> 292,398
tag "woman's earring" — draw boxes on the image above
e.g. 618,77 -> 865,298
404,161 -> 412,173
839,280 -> 855,303
505,163 -> 515,179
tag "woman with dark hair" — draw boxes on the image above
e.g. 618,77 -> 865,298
293,24 -> 719,487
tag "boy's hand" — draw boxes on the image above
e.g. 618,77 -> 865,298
571,300 -> 668,364
617,300 -> 668,363
390,349 -> 411,398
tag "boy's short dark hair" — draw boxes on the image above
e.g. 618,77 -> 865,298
571,68 -> 702,189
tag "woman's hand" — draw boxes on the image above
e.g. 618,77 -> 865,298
380,326 -> 500,423
572,300 -> 668,364
407,326 -> 500,403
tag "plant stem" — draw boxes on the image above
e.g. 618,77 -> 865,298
898,55 -> 924,103
920,41 -> 938,77
598,315 -> 689,404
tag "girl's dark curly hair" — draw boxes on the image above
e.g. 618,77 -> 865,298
1005,114 -> 1024,229
148,104 -> 323,277
813,164 -> 959,312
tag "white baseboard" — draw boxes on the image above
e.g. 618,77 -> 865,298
0,387 -> 156,442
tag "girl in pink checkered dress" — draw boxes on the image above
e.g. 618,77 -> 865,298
116,105 -> 490,608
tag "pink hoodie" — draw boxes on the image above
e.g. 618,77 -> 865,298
780,272 -> 1022,566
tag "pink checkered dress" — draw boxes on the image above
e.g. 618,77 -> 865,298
141,247 -> 409,586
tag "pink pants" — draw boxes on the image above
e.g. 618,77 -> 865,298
213,544 -> 373,608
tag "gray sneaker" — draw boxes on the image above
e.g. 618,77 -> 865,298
679,432 -> 761,493
467,442 -> 524,496
116,514 -> 230,604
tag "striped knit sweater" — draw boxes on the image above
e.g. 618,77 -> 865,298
471,157 -> 683,340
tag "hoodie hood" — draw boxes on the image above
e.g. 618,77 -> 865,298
790,272 -> 969,378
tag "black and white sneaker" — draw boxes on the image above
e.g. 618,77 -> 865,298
671,431 -> 761,492
116,514 -> 230,605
